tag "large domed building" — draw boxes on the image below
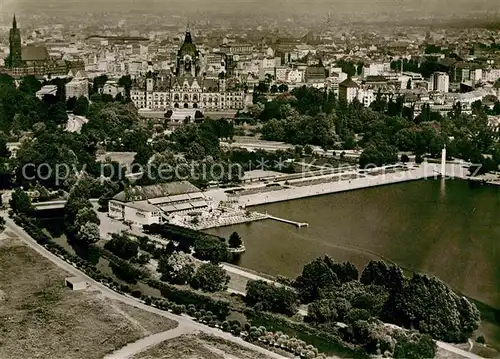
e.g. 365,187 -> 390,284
130,31 -> 248,118
177,32 -> 199,77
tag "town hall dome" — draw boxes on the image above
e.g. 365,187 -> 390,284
179,31 -> 197,57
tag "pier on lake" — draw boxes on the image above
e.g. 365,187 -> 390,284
263,213 -> 309,228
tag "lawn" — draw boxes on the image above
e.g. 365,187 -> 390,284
0,230 -> 177,359
132,333 -> 279,359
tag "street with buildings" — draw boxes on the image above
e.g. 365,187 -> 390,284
2,11 -> 500,125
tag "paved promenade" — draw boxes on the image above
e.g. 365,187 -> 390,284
238,162 -> 468,207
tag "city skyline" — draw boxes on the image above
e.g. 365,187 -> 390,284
7,0 -> 500,23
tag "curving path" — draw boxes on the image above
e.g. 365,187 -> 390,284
436,342 -> 484,359
104,323 -> 194,359
3,216 -> 483,359
3,216 -> 287,359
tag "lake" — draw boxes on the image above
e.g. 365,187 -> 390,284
208,179 -> 500,310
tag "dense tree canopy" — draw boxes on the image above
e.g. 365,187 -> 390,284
190,263 -> 230,292
193,236 -> 229,263
385,273 -> 480,341
73,96 -> 89,116
247,85 -> 500,172
393,332 -> 437,359
10,188 -> 33,214
75,207 -> 100,230
294,256 -> 358,303
15,133 -> 79,188
359,140 -> 399,168
104,233 -> 139,260
19,75 -> 42,94
246,280 -> 298,315
158,253 -> 195,285
77,222 -> 100,245
360,260 -> 405,293
296,256 -> 480,346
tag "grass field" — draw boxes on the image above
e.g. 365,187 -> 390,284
0,230 -> 177,359
132,333 -> 280,359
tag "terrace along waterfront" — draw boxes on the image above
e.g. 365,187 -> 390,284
207,179 -> 500,311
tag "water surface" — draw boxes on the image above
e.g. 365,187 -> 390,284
208,179 -> 500,308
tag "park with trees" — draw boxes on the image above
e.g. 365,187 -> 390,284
9,182 -> 487,359
244,84 -> 500,171
0,70 -> 496,358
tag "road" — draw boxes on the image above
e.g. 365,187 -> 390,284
222,264 -> 275,284
436,342 -> 484,359
138,110 -> 238,120
383,324 -> 485,359
104,323 -> 195,359
3,214 -> 484,359
221,138 -> 362,158
3,216 -> 288,359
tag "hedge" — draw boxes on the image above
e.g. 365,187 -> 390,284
13,214 -> 120,291
147,278 -> 230,318
100,248 -> 148,284
143,223 -> 229,262
244,309 -> 368,358
13,214 -> 346,358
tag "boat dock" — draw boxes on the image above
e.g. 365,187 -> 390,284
265,214 -> 309,228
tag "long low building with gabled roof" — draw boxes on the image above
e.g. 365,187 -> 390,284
108,181 -> 208,227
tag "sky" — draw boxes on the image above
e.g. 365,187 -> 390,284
6,0 -> 500,23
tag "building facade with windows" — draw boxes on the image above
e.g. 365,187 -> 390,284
339,78 -> 360,103
2,15 -> 84,78
130,31 -> 245,112
65,76 -> 89,100
430,72 -> 449,93
108,181 -> 207,227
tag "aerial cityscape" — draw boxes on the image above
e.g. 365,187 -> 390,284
0,0 -> 499,358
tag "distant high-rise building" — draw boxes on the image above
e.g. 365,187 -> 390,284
430,72 -> 449,93
8,15 -> 23,68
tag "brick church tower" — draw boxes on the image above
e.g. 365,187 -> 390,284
8,15 -> 23,68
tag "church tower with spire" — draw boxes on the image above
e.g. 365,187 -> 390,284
8,15 -> 23,68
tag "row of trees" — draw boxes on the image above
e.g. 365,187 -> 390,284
157,253 -> 230,292
143,223 -> 230,263
231,256 -> 478,357
250,85 -> 500,171
293,257 -> 480,342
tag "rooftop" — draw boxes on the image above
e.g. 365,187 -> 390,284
170,108 -> 199,121
179,31 -> 197,56
113,181 -> 201,203
305,66 -> 327,80
22,45 -> 49,62
36,85 -> 58,95
121,200 -> 159,212
339,78 -> 360,89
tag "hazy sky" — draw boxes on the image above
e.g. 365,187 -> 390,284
6,0 -> 500,22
